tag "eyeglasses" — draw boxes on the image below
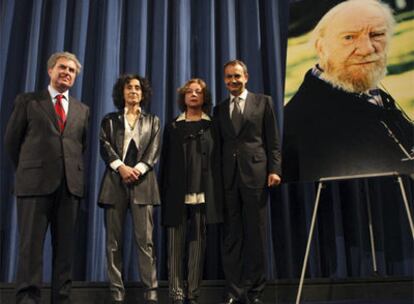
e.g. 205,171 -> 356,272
185,89 -> 203,95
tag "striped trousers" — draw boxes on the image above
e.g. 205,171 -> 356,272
167,206 -> 206,301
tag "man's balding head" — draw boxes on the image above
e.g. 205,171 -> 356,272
311,0 -> 395,93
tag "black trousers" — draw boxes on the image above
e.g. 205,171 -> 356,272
15,179 -> 79,304
221,173 -> 268,301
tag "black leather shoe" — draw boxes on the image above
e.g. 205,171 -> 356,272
221,297 -> 242,304
249,298 -> 264,304
187,300 -> 199,304
173,300 -> 184,304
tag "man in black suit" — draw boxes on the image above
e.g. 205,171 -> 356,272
214,60 -> 281,304
4,51 -> 89,304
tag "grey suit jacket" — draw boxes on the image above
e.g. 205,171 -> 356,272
98,110 -> 161,206
4,90 -> 90,197
213,92 -> 281,189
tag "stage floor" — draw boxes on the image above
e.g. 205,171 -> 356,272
1,277 -> 412,303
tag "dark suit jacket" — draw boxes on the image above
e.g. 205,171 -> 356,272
98,110 -> 161,206
283,70 -> 414,182
4,90 -> 89,197
160,116 -> 223,226
213,92 -> 281,189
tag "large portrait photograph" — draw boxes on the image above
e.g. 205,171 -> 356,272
282,0 -> 414,182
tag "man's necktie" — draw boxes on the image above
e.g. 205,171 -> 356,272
231,97 -> 243,134
55,94 -> 66,132
124,139 -> 138,167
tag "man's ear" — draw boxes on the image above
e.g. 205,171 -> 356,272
315,38 -> 323,57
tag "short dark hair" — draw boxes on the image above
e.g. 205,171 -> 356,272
112,74 -> 152,110
177,78 -> 212,114
223,59 -> 248,75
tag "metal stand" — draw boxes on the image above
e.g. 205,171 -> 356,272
295,181 -> 324,304
364,179 -> 378,273
397,176 -> 414,239
295,172 -> 414,304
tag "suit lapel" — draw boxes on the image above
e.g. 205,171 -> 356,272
238,92 -> 256,134
38,90 -> 60,132
243,93 -> 255,119
115,111 -> 125,158
63,96 -> 78,134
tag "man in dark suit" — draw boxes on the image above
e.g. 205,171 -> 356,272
4,51 -> 89,304
214,60 -> 281,304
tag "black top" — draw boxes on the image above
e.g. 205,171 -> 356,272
183,120 -> 207,194
160,117 -> 223,226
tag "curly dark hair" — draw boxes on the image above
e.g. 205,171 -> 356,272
112,74 -> 152,110
177,78 -> 212,114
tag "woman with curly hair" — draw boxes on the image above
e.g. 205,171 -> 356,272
98,74 -> 161,304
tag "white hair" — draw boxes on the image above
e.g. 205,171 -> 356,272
310,0 -> 395,50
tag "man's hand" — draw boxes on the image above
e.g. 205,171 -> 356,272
268,173 -> 281,187
118,165 -> 141,184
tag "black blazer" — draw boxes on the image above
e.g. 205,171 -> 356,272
4,90 -> 89,197
98,110 -> 161,206
213,92 -> 281,189
160,116 -> 223,226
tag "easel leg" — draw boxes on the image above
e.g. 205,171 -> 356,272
295,181 -> 324,304
364,179 -> 378,274
397,176 -> 414,240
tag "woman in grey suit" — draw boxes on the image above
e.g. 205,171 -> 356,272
98,74 -> 161,304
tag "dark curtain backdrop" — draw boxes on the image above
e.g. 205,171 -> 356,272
0,0 -> 412,285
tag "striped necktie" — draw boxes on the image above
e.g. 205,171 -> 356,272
55,94 -> 66,132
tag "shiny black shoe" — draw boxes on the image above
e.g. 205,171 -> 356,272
248,298 -> 264,304
221,297 -> 242,304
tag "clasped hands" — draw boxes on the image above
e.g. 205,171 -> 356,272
118,165 -> 141,184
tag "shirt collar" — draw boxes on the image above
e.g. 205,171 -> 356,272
176,112 -> 211,122
311,64 -> 324,78
230,89 -> 248,103
48,85 -> 69,101
123,106 -> 141,115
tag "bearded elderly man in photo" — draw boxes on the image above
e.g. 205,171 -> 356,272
283,0 -> 414,182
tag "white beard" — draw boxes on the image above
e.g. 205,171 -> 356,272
320,55 -> 387,93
